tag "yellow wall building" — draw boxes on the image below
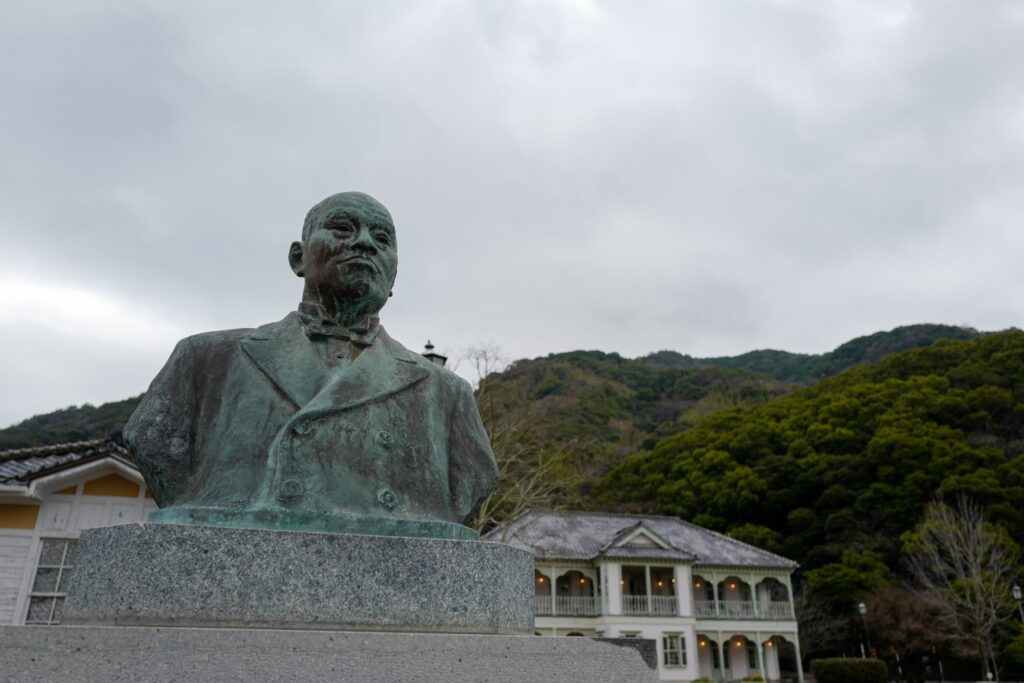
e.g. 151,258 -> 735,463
0,439 -> 157,625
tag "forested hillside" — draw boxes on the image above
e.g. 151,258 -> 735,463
0,396 -> 142,450
0,323 -> 983,468
475,351 -> 789,508
474,324 -> 984,508
645,323 -> 978,384
589,330 -> 1024,575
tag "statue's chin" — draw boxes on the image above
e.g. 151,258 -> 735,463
320,281 -> 388,319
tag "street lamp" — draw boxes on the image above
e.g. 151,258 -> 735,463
858,602 -> 873,658
1013,583 -> 1023,622
422,340 -> 448,367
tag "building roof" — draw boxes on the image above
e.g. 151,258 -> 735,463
0,438 -> 130,485
490,509 -> 797,569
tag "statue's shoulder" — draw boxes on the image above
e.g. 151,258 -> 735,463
176,327 -> 256,354
175,313 -> 300,356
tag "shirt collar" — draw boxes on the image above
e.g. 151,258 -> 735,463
296,302 -> 381,347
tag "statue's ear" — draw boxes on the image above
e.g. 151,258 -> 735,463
288,241 -> 304,277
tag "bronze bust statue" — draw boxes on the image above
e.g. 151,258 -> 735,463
124,192 -> 497,540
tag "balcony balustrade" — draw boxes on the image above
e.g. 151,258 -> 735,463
760,600 -> 793,619
719,599 -> 755,618
534,595 -> 601,617
693,599 -> 793,619
621,594 -> 678,616
533,592 -> 794,620
695,599 -> 717,617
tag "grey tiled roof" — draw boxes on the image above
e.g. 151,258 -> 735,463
491,510 -> 797,569
0,439 -> 129,484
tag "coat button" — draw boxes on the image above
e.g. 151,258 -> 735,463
375,430 -> 394,448
279,478 -> 304,503
376,487 -> 399,511
292,421 -> 313,436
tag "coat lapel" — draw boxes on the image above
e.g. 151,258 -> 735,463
241,314 -> 430,413
240,313 -> 325,408
302,330 -> 430,417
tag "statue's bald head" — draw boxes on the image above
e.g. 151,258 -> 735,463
301,192 -> 394,243
290,191 -> 399,324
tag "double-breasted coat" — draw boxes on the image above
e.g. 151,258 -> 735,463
123,312 -> 497,539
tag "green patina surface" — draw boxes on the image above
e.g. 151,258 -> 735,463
124,192 -> 497,540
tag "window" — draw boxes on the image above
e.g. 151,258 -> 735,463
663,633 -> 686,668
621,631 -> 641,638
748,641 -> 758,668
26,539 -> 77,625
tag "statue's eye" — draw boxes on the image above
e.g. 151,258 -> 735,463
374,231 -> 392,246
327,221 -> 355,237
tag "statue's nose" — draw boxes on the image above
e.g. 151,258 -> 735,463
351,226 -> 378,252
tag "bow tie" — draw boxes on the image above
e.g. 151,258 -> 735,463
297,304 -> 380,347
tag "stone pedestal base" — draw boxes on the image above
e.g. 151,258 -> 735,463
0,626 -> 659,682
64,523 -> 533,634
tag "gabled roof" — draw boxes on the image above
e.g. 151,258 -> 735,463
0,438 -> 131,485
489,509 -> 797,569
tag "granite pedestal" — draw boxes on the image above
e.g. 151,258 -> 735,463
8,523 -> 659,681
64,523 -> 533,634
0,625 -> 659,682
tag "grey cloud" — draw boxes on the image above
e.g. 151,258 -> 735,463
1,0 -> 1023,426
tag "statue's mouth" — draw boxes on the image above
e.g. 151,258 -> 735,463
338,255 -> 381,274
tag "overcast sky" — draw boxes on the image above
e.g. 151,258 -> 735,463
2,1 -> 1023,428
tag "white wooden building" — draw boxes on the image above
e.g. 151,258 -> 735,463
488,510 -> 804,683
0,439 -> 157,625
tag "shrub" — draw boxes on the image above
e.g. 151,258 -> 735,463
811,658 -> 887,683
743,676 -> 765,682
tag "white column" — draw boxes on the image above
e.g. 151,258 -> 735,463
783,574 -> 795,618
756,632 -> 766,679
685,627 -> 699,678
793,633 -> 805,683
676,564 -> 693,616
765,640 -> 781,681
716,631 -> 727,682
547,566 -> 556,616
750,574 -> 759,617
604,563 -> 622,616
644,565 -> 652,613
711,573 -> 721,617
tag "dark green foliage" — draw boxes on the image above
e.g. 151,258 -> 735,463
0,396 -> 142,451
803,550 -> 892,613
591,331 -> 1024,573
811,658 -> 888,683
476,350 -> 789,502
646,324 -> 979,385
1006,626 -> 1024,668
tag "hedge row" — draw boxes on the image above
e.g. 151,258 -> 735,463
811,658 -> 888,683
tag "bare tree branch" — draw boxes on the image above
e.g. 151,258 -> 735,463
904,496 -> 1018,681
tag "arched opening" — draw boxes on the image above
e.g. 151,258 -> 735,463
724,635 -> 757,680
693,574 -> 715,616
697,635 -> 721,681
717,576 -> 754,618
535,569 -> 551,596
756,578 -> 792,619
534,569 -> 551,615
555,569 -> 597,615
764,635 -> 800,683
